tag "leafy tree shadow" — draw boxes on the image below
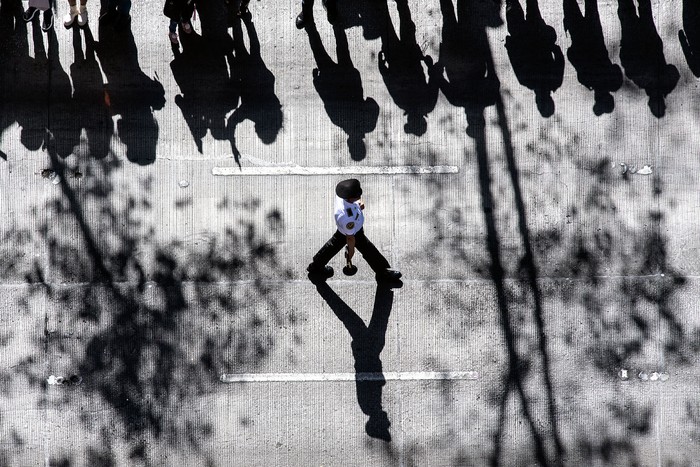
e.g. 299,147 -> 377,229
8,144 -> 293,464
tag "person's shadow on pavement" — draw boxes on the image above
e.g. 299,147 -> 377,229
306,22 -> 379,161
226,14 -> 283,167
313,281 -> 398,441
54,26 -> 113,159
505,0 -> 564,117
170,25 -> 239,156
618,0 -> 679,117
378,0 -> 440,136
563,0 -> 622,115
436,0 -> 501,138
96,20 -> 166,165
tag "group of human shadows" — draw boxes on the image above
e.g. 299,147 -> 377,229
2,0 -> 700,164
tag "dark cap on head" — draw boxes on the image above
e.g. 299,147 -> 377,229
335,179 -> 362,199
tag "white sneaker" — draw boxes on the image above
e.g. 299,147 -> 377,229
63,5 -> 78,28
77,5 -> 88,27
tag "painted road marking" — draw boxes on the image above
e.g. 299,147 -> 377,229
220,371 -> 479,383
212,166 -> 460,176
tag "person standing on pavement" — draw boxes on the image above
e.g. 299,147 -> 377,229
307,179 -> 402,282
164,0 -> 195,46
22,0 -> 54,31
296,0 -> 338,29
63,0 -> 87,28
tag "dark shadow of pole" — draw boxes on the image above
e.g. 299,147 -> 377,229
313,281 -> 395,441
563,0 -> 622,115
437,0 -> 565,464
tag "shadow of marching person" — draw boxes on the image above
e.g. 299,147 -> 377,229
225,13 -> 283,167
504,0 -> 564,117
170,26 -> 239,155
0,0 -> 26,160
563,0 -> 622,115
679,0 -> 700,77
378,0 -> 440,136
312,281 -> 398,441
335,0 -> 385,40
66,26 -> 113,159
14,8 -> 52,154
436,0 -> 501,138
306,22 -> 379,161
50,27 -> 89,159
95,21 -> 165,165
618,0 -> 679,118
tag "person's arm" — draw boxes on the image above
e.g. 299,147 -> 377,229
346,235 -> 356,260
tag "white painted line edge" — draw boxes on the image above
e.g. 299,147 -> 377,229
220,371 -> 479,383
212,166 -> 460,176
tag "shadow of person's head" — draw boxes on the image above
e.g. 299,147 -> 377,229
405,113 -> 428,136
535,92 -> 555,118
348,134 -> 367,161
254,105 -> 283,145
648,64 -> 680,118
21,128 -> 44,151
593,90 -> 615,116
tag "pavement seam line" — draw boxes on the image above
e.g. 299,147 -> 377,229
220,371 -> 480,383
0,273 -> 689,288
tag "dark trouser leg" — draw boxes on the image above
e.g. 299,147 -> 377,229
309,230 -> 346,270
354,229 -> 391,273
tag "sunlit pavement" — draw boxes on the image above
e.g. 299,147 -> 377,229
1,0 -> 699,465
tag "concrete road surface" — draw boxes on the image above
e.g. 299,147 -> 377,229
1,0 -> 700,465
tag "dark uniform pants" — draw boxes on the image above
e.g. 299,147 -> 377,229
310,228 -> 390,273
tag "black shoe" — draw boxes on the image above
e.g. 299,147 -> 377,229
307,264 -> 333,279
41,9 -> 53,31
296,11 -> 311,29
23,7 -> 39,22
376,269 -> 402,282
